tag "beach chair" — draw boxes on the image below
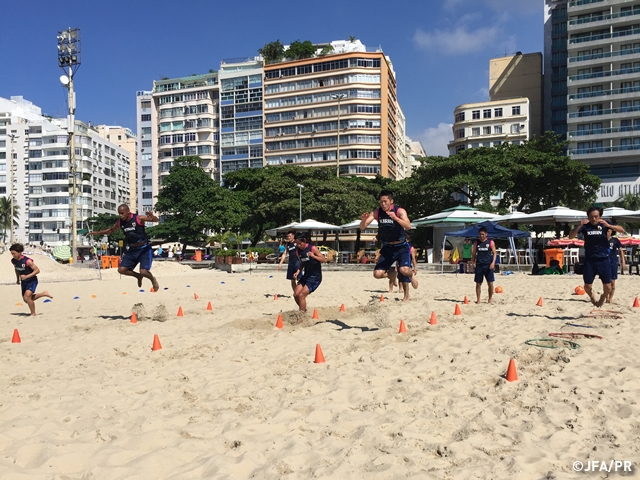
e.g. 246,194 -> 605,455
629,246 -> 640,275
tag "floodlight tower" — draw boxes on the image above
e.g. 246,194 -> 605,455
57,28 -> 81,261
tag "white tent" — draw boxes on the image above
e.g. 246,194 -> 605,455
492,211 -> 531,223
603,207 -> 640,222
412,206 -> 497,227
266,219 -> 341,236
340,219 -> 378,230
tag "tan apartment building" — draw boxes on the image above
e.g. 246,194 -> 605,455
94,125 -> 137,211
263,45 -> 401,179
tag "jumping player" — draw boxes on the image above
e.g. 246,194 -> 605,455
277,231 -> 300,292
569,206 -> 625,307
471,227 -> 497,304
87,204 -> 160,291
360,190 -> 417,290
10,243 -> 52,316
292,232 -> 327,312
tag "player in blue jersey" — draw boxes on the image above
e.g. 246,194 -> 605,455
10,243 -> 52,316
569,206 -> 625,307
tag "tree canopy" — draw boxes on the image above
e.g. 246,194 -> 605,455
258,40 -> 285,64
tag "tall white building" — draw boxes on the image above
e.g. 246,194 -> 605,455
0,96 -> 131,247
404,138 -> 425,177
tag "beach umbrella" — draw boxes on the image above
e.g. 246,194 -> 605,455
492,211 -> 531,223
619,237 -> 640,246
522,206 -> 587,225
51,245 -> 71,261
266,219 -> 341,236
340,219 -> 378,230
412,206 -> 497,227
265,222 -> 298,236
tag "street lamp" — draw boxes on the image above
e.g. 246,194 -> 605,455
7,132 -> 17,244
331,93 -> 346,178
296,184 -> 304,222
57,27 -> 81,261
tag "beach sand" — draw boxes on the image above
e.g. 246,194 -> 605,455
1,259 -> 639,479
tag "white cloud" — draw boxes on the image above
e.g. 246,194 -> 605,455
415,123 -> 453,157
413,25 -> 500,55
484,0 -> 539,15
476,87 -> 490,101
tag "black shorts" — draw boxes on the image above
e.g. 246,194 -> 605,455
286,262 -> 299,280
474,264 -> 495,284
583,257 -> 611,284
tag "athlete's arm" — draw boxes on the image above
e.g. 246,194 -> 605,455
138,210 -> 159,223
619,246 -> 626,271
87,221 -> 120,237
387,207 -> 412,231
471,242 -> 477,265
309,246 -> 328,263
600,220 -> 625,234
15,268 -> 20,284
359,210 -> 375,230
489,240 -> 497,270
278,247 -> 287,270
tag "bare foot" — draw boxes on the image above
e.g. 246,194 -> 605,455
41,291 -> 53,299
402,296 -> 410,302
411,277 -> 418,289
589,295 -> 598,306
30,313 -> 37,317
388,286 -> 394,293
595,294 -> 606,308
475,300 -> 481,304
487,299 -> 493,304
151,279 -> 160,291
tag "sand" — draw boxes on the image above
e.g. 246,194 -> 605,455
1,263 -> 639,479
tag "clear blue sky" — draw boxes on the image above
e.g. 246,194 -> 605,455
1,0 -> 541,156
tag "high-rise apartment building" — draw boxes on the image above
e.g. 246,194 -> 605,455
545,0 -> 640,202
95,125 -> 137,211
135,91 -> 154,216
218,57 -> 264,176
263,40 -> 401,178
0,96 -> 130,246
544,0 -> 569,139
403,138 -> 426,177
448,98 -> 531,155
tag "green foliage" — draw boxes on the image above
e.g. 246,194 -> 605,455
318,45 -> 334,56
258,40 -> 285,64
86,213 -> 124,243
614,193 -> 640,211
151,156 -> 219,249
284,40 -> 316,60
0,197 -> 19,242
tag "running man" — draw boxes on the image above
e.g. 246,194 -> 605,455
292,232 -> 327,312
471,227 -> 497,304
569,206 -> 624,307
360,190 -> 418,290
10,243 -> 52,316
87,204 -> 160,291
606,228 -> 626,304
277,231 -> 300,292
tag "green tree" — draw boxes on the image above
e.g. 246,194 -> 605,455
150,156 -> 219,251
86,213 -> 124,243
284,40 -> 316,60
0,197 -> 20,243
614,192 -> 640,211
318,45 -> 334,56
258,40 -> 285,64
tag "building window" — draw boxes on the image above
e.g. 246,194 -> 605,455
472,110 -> 480,119
471,127 -> 480,136
494,125 -> 502,134
141,114 -> 151,121
455,112 -> 465,122
494,108 -> 503,117
483,109 -> 491,119
483,126 -> 491,135
511,124 -> 521,133
456,129 -> 465,139
142,192 -> 153,199
511,106 -> 521,115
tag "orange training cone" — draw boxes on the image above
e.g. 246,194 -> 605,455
380,294 -> 385,302
463,296 -> 469,305
505,358 -> 518,382
194,293 -> 199,300
454,304 -> 462,316
177,306 -> 184,317
339,303 -> 345,312
398,320 -> 407,333
314,344 -> 325,363
429,311 -> 437,325
634,297 -> 639,308
206,301 -> 212,311
11,329 -> 21,343
536,297 -> 543,307
312,309 -> 319,320
152,334 -> 162,351
130,312 -> 138,324
275,314 -> 283,329
274,294 -> 278,301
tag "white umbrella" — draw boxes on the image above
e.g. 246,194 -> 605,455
266,219 -> 341,236
265,222 -> 298,236
603,207 -> 640,222
340,219 -> 378,230
524,206 -> 587,225
412,206 -> 497,227
492,211 -> 531,223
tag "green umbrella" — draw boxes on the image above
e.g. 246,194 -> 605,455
52,245 -> 71,261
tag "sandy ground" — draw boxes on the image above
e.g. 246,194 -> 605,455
0,261 -> 639,479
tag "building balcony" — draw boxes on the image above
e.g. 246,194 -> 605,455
568,104 -> 640,120
569,9 -> 640,33
568,0 -> 605,13
569,27 -> 640,47
568,64 -> 640,82
569,86 -> 640,104
568,125 -> 640,140
569,144 -> 640,157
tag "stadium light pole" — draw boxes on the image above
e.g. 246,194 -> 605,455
57,27 -> 81,262
296,184 -> 304,222
331,93 -> 346,178
7,132 -> 17,244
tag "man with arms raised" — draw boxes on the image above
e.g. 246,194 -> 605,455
360,190 -> 417,290
87,204 -> 160,291
569,206 -> 624,307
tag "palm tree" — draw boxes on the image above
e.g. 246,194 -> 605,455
614,192 -> 640,211
0,197 -> 20,243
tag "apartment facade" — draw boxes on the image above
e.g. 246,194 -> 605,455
404,138 -> 426,177
135,91 -> 154,216
95,125 -> 137,211
0,96 -> 131,246
263,43 -> 401,179
544,0 -> 570,139
448,97 -> 531,155
565,0 -> 640,202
